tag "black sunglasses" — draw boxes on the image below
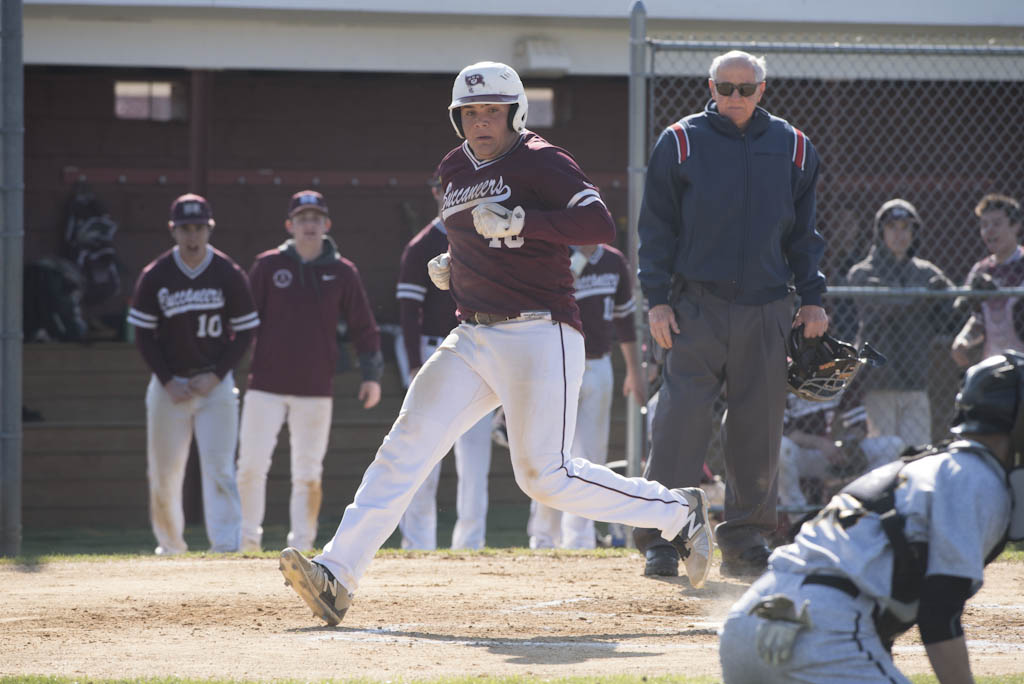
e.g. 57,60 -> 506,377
715,81 -> 760,97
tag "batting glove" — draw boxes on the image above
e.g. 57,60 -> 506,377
472,203 -> 525,239
427,252 -> 451,290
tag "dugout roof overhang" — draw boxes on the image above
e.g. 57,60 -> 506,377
23,1 -> 1024,76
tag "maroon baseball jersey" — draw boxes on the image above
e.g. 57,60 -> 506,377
437,131 -> 616,331
246,237 -> 381,397
396,218 -> 459,368
128,245 -> 259,385
574,244 -> 637,358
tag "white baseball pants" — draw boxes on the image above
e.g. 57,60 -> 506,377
236,389 -> 333,551
314,319 -> 691,593
863,389 -> 931,447
399,333 -> 493,550
145,372 -> 241,554
528,354 -> 613,549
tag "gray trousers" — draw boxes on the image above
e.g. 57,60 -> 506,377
636,285 -> 791,556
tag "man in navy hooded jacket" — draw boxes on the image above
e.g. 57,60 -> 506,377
636,50 -> 829,580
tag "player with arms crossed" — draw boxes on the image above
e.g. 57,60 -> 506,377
128,193 -> 259,555
279,61 -> 714,625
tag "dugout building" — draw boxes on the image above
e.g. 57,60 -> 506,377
20,1 -> 1024,532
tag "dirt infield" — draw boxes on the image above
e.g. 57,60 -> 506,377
2,552 -> 1022,682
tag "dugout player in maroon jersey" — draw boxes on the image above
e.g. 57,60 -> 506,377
395,176 -> 494,551
236,190 -> 383,553
280,62 -> 715,626
127,193 -> 259,555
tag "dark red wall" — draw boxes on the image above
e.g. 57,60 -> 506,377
25,66 -> 630,325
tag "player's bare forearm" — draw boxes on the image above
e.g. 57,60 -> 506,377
924,637 -> 975,684
619,341 -> 645,405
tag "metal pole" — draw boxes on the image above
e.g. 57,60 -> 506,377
1,0 -> 24,558
625,1 -> 647,489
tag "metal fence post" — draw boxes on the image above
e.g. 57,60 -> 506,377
0,0 -> 24,558
626,1 -> 647,490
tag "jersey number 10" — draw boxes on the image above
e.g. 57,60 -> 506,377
196,313 -> 223,338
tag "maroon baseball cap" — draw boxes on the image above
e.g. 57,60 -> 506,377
169,193 -> 214,227
288,190 -> 330,218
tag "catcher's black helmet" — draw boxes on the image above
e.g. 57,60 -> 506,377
787,327 -> 886,402
950,351 -> 1024,458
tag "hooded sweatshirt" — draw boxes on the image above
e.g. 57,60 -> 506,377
247,236 -> 381,397
846,199 -> 953,391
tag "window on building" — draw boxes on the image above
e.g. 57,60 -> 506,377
525,87 -> 555,128
114,81 -> 186,121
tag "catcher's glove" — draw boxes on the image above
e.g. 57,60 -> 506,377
787,326 -> 886,402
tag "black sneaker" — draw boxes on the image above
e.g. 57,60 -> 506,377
643,546 -> 679,577
720,544 -> 771,579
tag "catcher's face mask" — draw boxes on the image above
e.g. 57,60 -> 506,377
786,327 -> 886,402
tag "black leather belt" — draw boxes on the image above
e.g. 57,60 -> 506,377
802,574 -> 860,598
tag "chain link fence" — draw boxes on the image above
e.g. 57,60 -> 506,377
630,20 -> 1024,517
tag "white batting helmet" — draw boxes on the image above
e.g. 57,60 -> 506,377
448,61 -> 528,139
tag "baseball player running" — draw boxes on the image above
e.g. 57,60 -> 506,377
279,61 -> 714,626
719,351 -> 1024,683
236,190 -> 383,552
527,243 -> 645,549
128,193 -> 259,555
395,177 -> 494,550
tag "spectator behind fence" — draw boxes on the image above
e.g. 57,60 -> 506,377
846,199 -> 954,449
636,49 -> 828,579
951,193 -> 1024,367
